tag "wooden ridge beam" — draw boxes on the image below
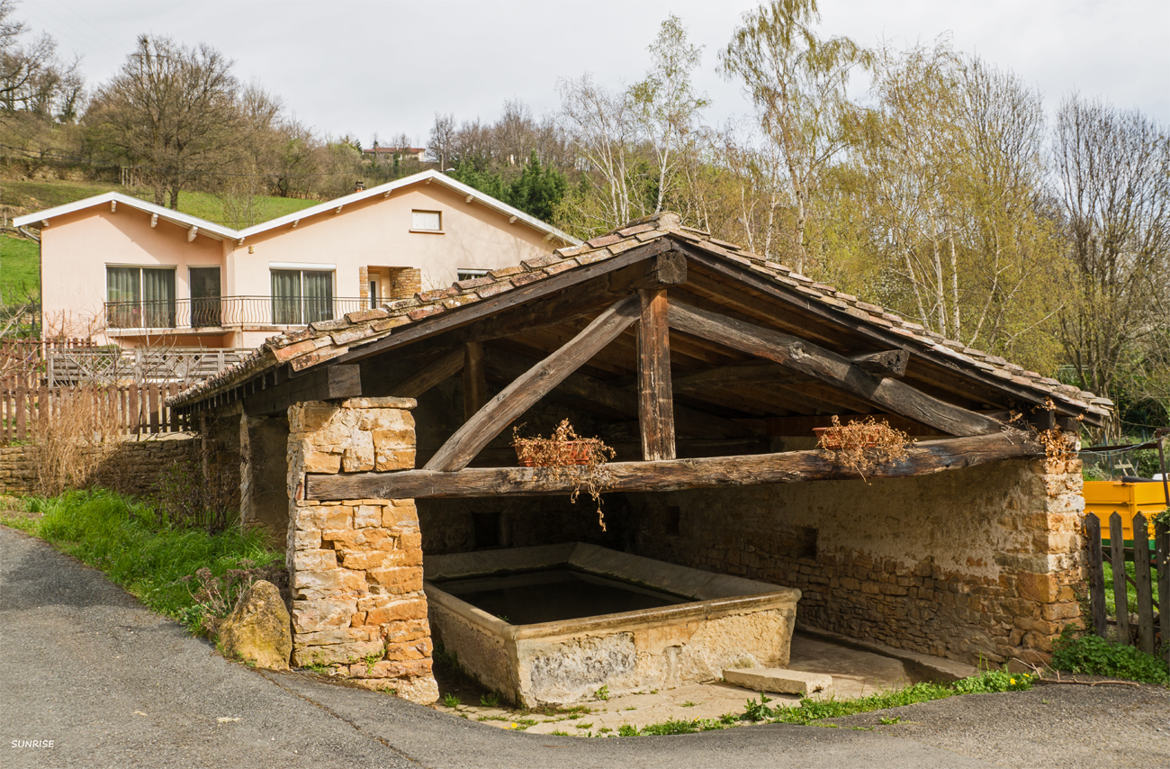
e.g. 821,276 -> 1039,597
666,300 -> 1004,437
308,431 -> 1038,500
423,296 -> 641,471
638,288 -> 675,460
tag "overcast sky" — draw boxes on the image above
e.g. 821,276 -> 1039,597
23,0 -> 1170,145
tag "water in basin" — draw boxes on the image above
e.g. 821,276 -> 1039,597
432,566 -> 691,624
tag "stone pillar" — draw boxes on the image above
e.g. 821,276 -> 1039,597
1002,451 -> 1086,665
286,396 -> 437,704
240,412 -> 290,542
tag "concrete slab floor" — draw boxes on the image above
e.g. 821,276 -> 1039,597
433,631 -> 925,735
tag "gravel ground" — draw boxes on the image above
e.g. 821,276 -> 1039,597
3,523 -> 1167,769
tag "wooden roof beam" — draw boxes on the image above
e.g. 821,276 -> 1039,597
666,300 -> 1005,437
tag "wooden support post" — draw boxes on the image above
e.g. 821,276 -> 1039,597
666,300 -> 1004,437
637,289 -> 675,460
424,296 -> 640,472
463,341 -> 486,421
311,431 -> 1039,501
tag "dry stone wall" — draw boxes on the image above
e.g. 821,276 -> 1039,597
0,437 -> 198,497
285,396 -> 438,704
628,455 -> 1085,667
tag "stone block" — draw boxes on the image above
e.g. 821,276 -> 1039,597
302,449 -> 341,474
375,447 -> 416,472
382,500 -> 418,527
292,549 -> 339,571
361,598 -> 428,625
367,567 -> 424,594
292,598 -> 359,632
290,527 -> 322,551
723,667 -> 833,695
342,432 -> 376,472
292,639 -> 386,667
292,568 -> 366,596
292,626 -> 377,645
353,504 -> 382,528
381,619 -> 431,645
339,550 -> 392,571
1015,572 -> 1059,603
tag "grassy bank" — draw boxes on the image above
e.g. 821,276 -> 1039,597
1,178 -> 319,228
0,490 -> 281,633
0,234 -> 39,302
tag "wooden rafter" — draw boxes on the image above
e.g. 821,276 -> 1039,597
638,288 -> 675,460
666,300 -> 1004,437
308,431 -> 1038,500
423,296 -> 641,471
384,348 -> 465,399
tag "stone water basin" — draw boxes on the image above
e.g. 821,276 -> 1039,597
424,542 -> 800,706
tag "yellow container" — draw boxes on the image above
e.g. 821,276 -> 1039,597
1083,480 -> 1167,541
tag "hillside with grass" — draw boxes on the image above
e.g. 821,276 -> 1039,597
1,178 -> 320,229
0,178 -> 323,303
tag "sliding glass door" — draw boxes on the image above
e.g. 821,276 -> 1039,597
271,269 -> 334,325
105,266 -> 175,328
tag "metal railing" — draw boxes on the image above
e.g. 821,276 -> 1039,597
104,296 -> 370,330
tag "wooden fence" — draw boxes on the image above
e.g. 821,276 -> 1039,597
0,381 -> 189,444
1084,511 -> 1170,665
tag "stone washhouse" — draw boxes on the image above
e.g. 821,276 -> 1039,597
171,212 -> 1112,705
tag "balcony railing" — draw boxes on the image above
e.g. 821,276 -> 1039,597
104,296 -> 371,330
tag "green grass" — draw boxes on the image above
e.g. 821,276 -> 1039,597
617,670 -> 1037,737
1102,559 -> 1160,616
0,490 -> 280,632
0,234 -> 39,303
1,178 -> 319,229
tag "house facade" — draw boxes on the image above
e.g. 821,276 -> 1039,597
15,170 -> 576,349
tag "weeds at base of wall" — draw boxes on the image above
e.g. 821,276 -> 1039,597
154,458 -> 238,533
1050,627 -> 1170,685
33,387 -> 122,496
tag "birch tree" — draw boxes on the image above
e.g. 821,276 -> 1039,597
720,0 -> 869,273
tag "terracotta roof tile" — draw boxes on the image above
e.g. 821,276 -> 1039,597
170,210 -> 1112,422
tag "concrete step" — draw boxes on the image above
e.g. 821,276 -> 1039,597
723,667 -> 833,696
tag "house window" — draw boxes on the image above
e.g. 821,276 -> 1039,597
271,269 -> 334,325
411,209 -> 442,232
106,266 -> 175,328
456,268 -> 489,282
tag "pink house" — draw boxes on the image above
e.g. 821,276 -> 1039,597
15,170 -> 577,349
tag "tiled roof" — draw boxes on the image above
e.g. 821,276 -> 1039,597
170,212 -> 1113,421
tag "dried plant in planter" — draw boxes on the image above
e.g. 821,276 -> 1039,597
512,419 -> 616,530
815,415 -> 914,482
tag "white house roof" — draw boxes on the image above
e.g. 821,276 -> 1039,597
13,170 -> 580,246
12,191 -> 238,240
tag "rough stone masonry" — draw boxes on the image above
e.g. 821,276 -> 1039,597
285,396 -> 437,704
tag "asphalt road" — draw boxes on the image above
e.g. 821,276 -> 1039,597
2,524 -> 1168,769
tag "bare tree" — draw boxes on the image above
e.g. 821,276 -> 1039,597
630,15 -> 708,214
427,112 -> 456,169
0,0 -> 82,120
85,35 -> 241,208
720,0 -> 870,272
1055,97 -> 1170,413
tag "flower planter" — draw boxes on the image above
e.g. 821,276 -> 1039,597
813,426 -> 882,450
514,439 -> 605,467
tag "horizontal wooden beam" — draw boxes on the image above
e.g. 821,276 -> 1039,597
307,430 -> 1038,500
666,300 -> 1004,437
243,364 -> 361,416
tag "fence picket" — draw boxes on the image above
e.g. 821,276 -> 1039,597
1108,512 -> 1130,642
1157,520 -> 1169,666
148,384 -> 160,434
1131,513 -> 1155,655
1085,513 -> 1107,637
